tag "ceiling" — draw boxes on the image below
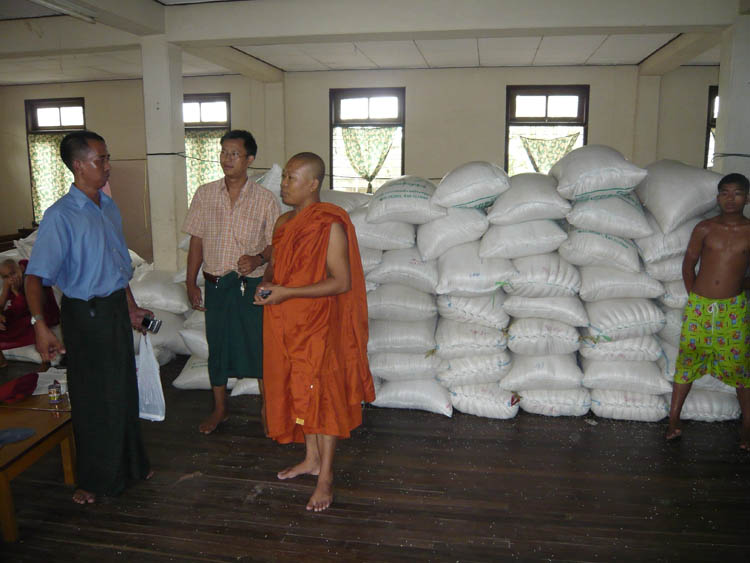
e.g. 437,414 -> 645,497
0,0 -> 723,85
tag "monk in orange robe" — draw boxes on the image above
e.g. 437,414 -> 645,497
254,152 -> 375,512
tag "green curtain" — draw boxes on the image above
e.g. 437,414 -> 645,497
28,133 -> 73,222
342,126 -> 396,193
185,128 -> 226,204
520,133 -> 580,174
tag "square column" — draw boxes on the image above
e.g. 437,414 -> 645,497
141,35 -> 187,269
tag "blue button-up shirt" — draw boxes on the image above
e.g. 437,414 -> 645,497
26,185 -> 133,300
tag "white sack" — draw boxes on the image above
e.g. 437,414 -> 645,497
179,327 -> 209,359
367,284 -> 437,321
366,248 -> 438,293
507,318 -> 580,355
433,161 -> 510,209
417,207 -> 489,261
505,254 -> 581,298
172,355 -> 237,390
349,208 -> 415,250
366,176 -> 446,224
500,353 -> 583,391
360,247 -> 383,275
435,318 -> 507,360
479,220 -> 567,259
319,188 -> 371,213
183,309 -> 205,330
450,384 -> 519,419
665,389 -> 740,422
130,269 -> 191,315
550,145 -> 647,200
436,241 -> 516,297
579,335 -> 662,362
657,306 -> 683,347
566,193 -> 652,239
372,379 -> 453,417
635,159 -> 722,234
634,213 -> 700,264
367,318 -> 437,355
437,293 -> 509,330
13,230 -> 37,260
436,352 -> 512,387
579,266 -> 664,302
369,352 -> 445,382
581,359 -> 671,394
230,378 -> 260,396
518,388 -> 591,417
487,173 -> 570,225
502,296 -> 588,327
584,299 -> 666,342
590,389 -> 668,422
659,280 -> 688,309
558,229 -> 641,273
645,255 -> 685,282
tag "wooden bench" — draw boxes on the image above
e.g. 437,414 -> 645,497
0,395 -> 75,542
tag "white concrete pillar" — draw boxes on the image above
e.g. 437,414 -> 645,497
140,35 -> 186,270
714,15 -> 750,178
632,75 -> 661,168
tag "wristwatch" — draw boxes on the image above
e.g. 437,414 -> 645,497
30,314 -> 44,326
255,253 -> 266,265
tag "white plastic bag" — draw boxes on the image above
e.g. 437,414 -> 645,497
435,318 -> 507,360
450,384 -> 519,419
500,353 -> 583,391
349,208 -> 415,250
590,389 -> 667,422
372,379 -> 453,417
579,266 -> 664,302
436,241 -> 516,297
136,334 -> 166,422
659,280 -> 688,309
565,193 -> 652,239
367,284 -> 437,321
417,208 -> 489,261
507,318 -> 580,355
367,176 -> 447,224
558,229 -> 641,273
584,298 -> 666,342
436,293 -> 509,330
366,248 -> 438,294
433,161 -> 510,209
437,352 -> 512,387
579,335 -> 662,361
645,255 -> 685,282
519,388 -> 591,417
634,213 -> 700,264
502,296 -> 589,327
581,359 -> 671,394
505,254 -> 581,298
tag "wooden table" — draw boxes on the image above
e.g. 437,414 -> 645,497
0,395 -> 75,542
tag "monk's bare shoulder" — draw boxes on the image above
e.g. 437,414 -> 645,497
274,210 -> 295,231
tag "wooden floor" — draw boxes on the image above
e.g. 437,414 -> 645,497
2,356 -> 750,562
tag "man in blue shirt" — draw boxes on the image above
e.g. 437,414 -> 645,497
25,131 -> 153,505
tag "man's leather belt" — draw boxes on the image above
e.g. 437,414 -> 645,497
203,271 -> 221,284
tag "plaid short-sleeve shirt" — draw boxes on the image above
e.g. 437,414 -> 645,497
182,177 -> 280,277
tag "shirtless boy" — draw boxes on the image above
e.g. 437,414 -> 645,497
666,173 -> 750,448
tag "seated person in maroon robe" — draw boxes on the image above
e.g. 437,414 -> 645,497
0,258 -> 60,367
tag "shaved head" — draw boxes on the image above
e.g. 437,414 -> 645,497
289,152 -> 325,188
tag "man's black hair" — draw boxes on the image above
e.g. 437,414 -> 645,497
718,172 -> 750,192
220,129 -> 257,157
60,130 -> 105,172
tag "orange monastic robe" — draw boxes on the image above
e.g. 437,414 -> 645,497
264,202 -> 375,444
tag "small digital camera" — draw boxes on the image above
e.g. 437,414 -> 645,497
141,315 -> 162,334
258,289 -> 272,298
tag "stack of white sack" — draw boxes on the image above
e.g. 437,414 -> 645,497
425,163 -> 524,419
351,176 -> 450,416
657,337 -> 740,421
500,253 -> 590,417
632,160 -> 740,421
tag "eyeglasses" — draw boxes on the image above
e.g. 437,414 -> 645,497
220,150 -> 247,161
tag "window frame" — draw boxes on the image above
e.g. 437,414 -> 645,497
329,87 -> 406,190
704,85 -> 718,169
183,92 -> 231,129
25,97 -> 86,133
505,85 -> 589,171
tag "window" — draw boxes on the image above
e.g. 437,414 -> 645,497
183,93 -> 230,203
25,98 -> 85,222
704,85 -> 718,169
505,85 -> 588,176
330,87 -> 405,193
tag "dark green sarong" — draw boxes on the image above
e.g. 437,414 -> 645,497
204,273 -> 263,386
60,289 -> 150,496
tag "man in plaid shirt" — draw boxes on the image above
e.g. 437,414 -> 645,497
183,130 -> 280,434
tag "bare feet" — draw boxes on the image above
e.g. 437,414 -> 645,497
199,409 -> 228,434
666,422 -> 682,441
306,477 -> 333,512
72,489 -> 96,504
277,459 -> 320,480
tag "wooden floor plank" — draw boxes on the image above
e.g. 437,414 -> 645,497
2,356 -> 750,561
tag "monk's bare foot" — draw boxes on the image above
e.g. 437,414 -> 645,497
145,470 -> 154,480
277,459 -> 320,480
306,477 -> 333,512
666,422 -> 682,441
72,489 -> 96,504
199,410 -> 228,434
